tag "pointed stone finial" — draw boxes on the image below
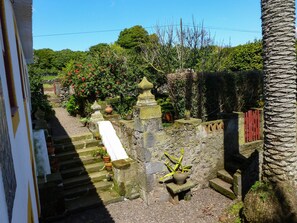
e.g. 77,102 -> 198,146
138,77 -> 153,90
136,77 -> 157,106
89,101 -> 104,139
91,101 -> 101,112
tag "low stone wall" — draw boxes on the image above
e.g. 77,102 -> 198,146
113,118 -> 224,191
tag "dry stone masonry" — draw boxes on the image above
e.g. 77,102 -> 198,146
113,77 -> 225,203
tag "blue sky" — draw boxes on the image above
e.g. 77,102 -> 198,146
33,0 -> 262,51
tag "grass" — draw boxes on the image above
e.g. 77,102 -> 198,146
219,200 -> 243,223
42,75 -> 57,81
43,83 -> 53,89
162,122 -> 173,128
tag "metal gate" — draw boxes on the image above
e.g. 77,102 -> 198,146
244,109 -> 260,143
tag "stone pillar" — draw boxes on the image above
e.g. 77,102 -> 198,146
233,111 -> 245,146
53,80 -> 61,96
133,77 -> 163,203
89,101 -> 104,139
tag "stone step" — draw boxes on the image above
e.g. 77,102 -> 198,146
63,171 -> 109,189
61,162 -> 105,179
217,169 -> 233,184
59,155 -> 100,170
65,190 -> 123,213
55,146 -> 101,162
209,178 -> 236,200
64,181 -> 113,199
53,133 -> 94,145
54,139 -> 101,153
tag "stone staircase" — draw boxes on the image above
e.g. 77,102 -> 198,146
209,169 -> 238,200
209,147 -> 260,200
53,133 -> 123,213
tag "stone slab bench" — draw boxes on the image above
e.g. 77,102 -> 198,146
166,180 -> 196,204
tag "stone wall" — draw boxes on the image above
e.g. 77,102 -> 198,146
113,118 -> 224,191
111,77 -> 225,203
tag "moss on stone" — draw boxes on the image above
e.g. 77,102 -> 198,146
175,118 -> 202,125
138,106 -> 161,119
112,159 -> 131,170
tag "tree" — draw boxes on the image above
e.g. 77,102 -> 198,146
116,25 -> 150,51
227,41 -> 263,72
261,0 -> 297,184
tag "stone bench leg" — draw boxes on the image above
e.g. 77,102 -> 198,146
168,189 -> 192,204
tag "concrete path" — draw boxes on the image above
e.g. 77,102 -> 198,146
49,107 -> 91,137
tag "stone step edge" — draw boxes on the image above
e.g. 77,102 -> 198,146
64,190 -> 124,214
59,155 -> 100,170
217,169 -> 233,184
209,178 -> 236,200
61,162 -> 105,178
63,171 -> 109,188
54,139 -> 102,152
53,133 -> 94,144
55,146 -> 102,161
64,181 -> 113,198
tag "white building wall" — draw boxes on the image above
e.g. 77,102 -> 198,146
0,0 -> 38,222
0,170 -> 9,223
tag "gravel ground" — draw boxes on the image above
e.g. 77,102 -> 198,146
49,107 -> 91,137
55,188 -> 233,223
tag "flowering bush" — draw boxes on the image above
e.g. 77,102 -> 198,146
60,44 -> 139,116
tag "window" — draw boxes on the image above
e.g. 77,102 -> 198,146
0,0 -> 18,116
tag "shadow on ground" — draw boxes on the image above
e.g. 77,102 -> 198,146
39,112 -> 115,223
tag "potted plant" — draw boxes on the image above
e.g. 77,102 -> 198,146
98,147 -> 111,163
105,104 -> 113,114
104,162 -> 112,171
102,152 -> 111,163
92,149 -> 101,159
160,148 -> 192,185
92,147 -> 105,158
157,98 -> 174,123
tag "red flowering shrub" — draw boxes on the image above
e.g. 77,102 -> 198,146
60,44 -> 139,116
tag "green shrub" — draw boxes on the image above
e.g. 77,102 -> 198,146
66,95 -> 79,116
29,69 -> 55,120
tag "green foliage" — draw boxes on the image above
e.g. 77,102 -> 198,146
225,201 -> 243,223
160,148 -> 192,181
28,48 -> 86,78
42,75 -> 57,81
196,45 -> 231,72
168,70 -> 263,120
28,68 -> 55,120
59,43 -> 140,117
250,181 -> 271,202
167,70 -> 196,119
157,97 -> 174,113
157,97 -> 175,122
226,41 -> 263,72
92,147 -> 107,158
107,96 -> 136,117
66,95 -> 79,116
31,26 -> 265,121
116,25 -> 150,51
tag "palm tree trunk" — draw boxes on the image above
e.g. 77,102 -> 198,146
261,0 -> 297,184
